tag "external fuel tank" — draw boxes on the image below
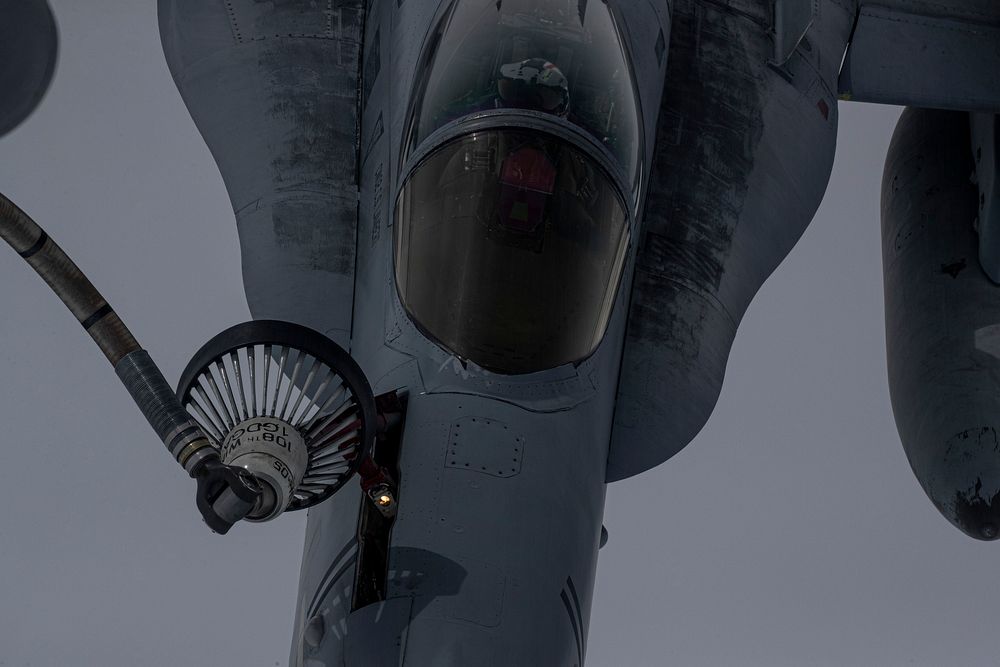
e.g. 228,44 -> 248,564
0,0 -> 57,137
882,107 -> 1000,540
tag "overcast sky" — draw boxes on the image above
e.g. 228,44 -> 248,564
0,3 -> 996,667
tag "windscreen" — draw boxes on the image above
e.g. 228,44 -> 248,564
408,0 -> 640,184
394,129 -> 629,374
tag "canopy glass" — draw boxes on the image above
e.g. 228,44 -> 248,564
394,129 -> 630,374
408,0 -> 640,185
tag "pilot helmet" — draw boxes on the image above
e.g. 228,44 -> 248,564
497,58 -> 570,117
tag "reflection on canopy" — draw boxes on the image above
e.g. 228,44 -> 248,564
407,0 -> 640,184
395,129 -> 630,374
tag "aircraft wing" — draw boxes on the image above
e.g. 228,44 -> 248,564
839,0 -> 1000,111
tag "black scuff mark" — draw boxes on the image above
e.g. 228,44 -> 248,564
941,258 -> 967,278
943,426 -> 1000,461
260,2 -> 364,277
953,477 -> 1000,541
939,428 -> 1000,540
626,2 -> 765,347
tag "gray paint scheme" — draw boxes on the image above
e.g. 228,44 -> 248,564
159,0 -> 362,348
839,2 -> 1000,112
971,113 -> 1000,282
772,0 -> 815,65
307,2 -> 662,662
607,0 -> 853,482
881,107 -> 1000,541
0,0 -> 58,137
163,0 -> 666,662
150,0 -> 1000,663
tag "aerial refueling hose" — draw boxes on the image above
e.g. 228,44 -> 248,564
0,192 -> 260,533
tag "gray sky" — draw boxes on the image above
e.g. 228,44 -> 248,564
0,3 -> 996,666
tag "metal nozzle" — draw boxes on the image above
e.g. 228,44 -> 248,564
0,192 -> 258,532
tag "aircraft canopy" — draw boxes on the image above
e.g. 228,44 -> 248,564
394,129 -> 629,374
407,0 -> 640,185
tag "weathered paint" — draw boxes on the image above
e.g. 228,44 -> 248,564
155,0 -> 1000,664
159,0 -> 363,347
882,107 -> 1000,541
607,0 -> 852,481
840,2 -> 1000,112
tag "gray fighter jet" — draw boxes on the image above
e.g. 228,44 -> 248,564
3,0 -> 1000,665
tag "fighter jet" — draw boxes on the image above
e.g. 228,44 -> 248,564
3,0 -> 1000,664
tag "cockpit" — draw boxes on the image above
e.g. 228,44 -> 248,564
406,0 -> 640,182
394,0 -> 639,375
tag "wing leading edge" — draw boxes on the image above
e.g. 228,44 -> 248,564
839,1 -> 1000,112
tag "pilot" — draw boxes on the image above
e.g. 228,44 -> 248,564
495,58 -> 571,117
433,57 -> 571,129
